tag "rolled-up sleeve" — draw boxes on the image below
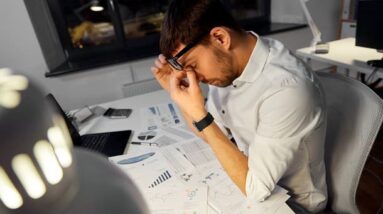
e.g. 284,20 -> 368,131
245,87 -> 322,201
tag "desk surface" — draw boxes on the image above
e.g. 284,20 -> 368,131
77,90 -> 294,213
78,90 -> 176,136
296,38 -> 383,77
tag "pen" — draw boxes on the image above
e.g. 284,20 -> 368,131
131,141 -> 158,146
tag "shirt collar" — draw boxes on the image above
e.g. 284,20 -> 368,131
233,31 -> 270,85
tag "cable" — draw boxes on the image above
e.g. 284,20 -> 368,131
366,67 -> 380,84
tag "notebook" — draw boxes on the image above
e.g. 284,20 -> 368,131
46,94 -> 131,157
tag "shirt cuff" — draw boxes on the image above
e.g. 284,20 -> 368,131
245,168 -> 273,202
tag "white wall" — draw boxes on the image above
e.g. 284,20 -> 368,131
0,0 -> 341,110
270,0 -> 341,48
271,0 -> 305,23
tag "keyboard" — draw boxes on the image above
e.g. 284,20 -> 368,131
81,133 -> 110,152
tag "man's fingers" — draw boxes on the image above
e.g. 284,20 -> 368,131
170,71 -> 187,89
155,59 -> 164,69
169,71 -> 180,92
159,54 -> 167,64
151,66 -> 158,73
174,70 -> 186,80
186,71 -> 199,87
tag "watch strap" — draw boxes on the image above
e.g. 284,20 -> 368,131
193,112 -> 214,132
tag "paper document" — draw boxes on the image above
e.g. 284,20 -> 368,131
152,127 -> 196,147
240,186 -> 290,213
112,126 -> 291,214
173,161 -> 244,213
177,161 -> 290,214
111,143 -> 209,213
154,135 -> 179,147
274,203 -> 295,214
131,126 -> 199,148
175,139 -> 216,167
160,146 -> 196,174
109,151 -> 186,190
144,185 -> 208,214
162,126 -> 195,140
140,103 -> 184,130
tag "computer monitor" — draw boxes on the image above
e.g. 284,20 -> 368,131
356,0 -> 383,68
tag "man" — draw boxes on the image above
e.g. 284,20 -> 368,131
151,0 -> 327,212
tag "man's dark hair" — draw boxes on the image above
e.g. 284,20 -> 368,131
160,0 -> 242,58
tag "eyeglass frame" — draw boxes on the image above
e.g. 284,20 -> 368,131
166,34 -> 206,71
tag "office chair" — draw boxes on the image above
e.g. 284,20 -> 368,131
318,72 -> 383,214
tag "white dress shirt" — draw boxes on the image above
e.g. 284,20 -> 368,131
206,32 -> 328,212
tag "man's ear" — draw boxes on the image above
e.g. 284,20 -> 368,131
209,27 -> 231,51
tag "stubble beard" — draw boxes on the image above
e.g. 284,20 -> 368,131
211,48 -> 238,87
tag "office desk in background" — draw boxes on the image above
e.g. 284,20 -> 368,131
296,37 -> 383,78
76,90 -> 294,213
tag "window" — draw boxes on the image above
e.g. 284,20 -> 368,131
25,0 -> 272,77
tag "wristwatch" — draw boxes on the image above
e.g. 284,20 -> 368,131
193,112 -> 214,132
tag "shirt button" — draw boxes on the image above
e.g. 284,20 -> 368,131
221,110 -> 225,114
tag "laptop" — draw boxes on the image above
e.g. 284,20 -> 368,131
46,94 -> 132,157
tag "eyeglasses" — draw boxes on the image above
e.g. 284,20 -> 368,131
166,34 -> 205,71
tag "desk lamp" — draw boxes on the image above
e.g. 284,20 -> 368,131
0,68 -> 149,214
299,0 -> 329,53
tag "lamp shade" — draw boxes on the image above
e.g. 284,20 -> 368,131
0,68 -> 77,213
0,68 -> 148,214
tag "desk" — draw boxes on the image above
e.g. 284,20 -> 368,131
296,37 -> 383,78
77,90 -> 294,214
78,90 -> 177,136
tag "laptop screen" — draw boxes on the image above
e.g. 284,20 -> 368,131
46,94 -> 82,145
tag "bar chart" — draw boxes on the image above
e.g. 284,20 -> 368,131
149,170 -> 172,188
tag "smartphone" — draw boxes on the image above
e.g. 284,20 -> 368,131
315,42 -> 329,54
103,108 -> 132,119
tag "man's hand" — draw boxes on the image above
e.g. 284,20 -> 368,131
169,70 -> 207,122
151,54 -> 205,136
151,54 -> 173,93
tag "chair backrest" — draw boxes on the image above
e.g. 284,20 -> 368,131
318,72 -> 383,214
